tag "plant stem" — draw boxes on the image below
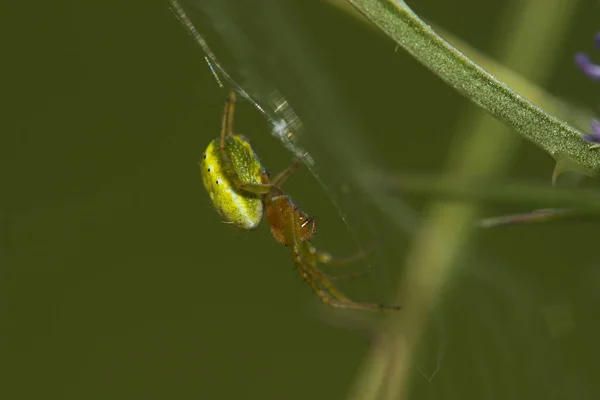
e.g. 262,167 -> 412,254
345,0 -> 600,175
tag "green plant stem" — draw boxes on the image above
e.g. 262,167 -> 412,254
347,1 -> 579,399
345,0 -> 600,175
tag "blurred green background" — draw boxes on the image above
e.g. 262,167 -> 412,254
3,0 -> 600,399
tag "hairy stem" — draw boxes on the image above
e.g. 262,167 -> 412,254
345,0 -> 599,175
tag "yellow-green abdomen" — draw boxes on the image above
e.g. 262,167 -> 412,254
201,136 -> 264,230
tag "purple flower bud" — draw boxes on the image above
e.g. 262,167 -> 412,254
575,33 -> 600,143
575,32 -> 600,80
594,32 -> 600,48
575,53 -> 600,80
583,119 -> 600,143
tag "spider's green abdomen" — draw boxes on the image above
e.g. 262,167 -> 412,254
201,136 -> 265,230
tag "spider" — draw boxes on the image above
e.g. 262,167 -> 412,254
201,91 -> 401,311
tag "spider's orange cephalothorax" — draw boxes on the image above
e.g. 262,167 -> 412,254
265,187 -> 316,246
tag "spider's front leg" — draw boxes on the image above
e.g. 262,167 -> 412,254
312,243 -> 376,267
295,255 -> 366,310
217,92 -> 273,195
217,91 -> 301,196
303,243 -> 375,281
294,248 -> 400,311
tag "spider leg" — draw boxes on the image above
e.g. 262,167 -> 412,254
294,252 -> 350,302
226,90 -> 236,138
327,271 -> 370,280
285,210 -> 352,302
217,91 -> 273,195
270,158 -> 300,189
306,246 -> 370,280
217,91 -> 299,196
303,243 -> 375,280
312,242 -> 377,266
314,252 -> 371,280
283,199 -> 399,311
294,249 -> 400,311
220,94 -> 229,140
299,267 -> 368,310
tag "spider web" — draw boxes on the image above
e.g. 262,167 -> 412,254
168,0 -> 419,293
166,1 -> 600,397
169,0 -> 444,379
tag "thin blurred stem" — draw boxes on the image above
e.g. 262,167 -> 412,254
347,1 -> 579,399
345,0 -> 600,175
372,173 -> 600,211
477,209 -> 577,228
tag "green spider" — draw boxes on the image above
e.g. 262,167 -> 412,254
200,91 -> 400,311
